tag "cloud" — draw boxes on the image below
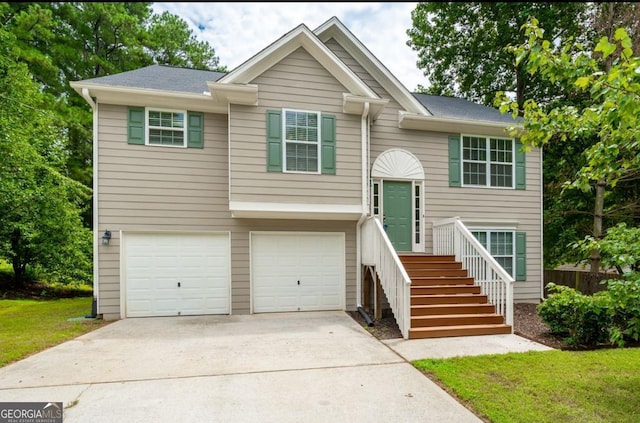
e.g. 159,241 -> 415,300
151,2 -> 426,91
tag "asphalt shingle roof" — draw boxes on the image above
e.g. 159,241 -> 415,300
412,93 -> 519,124
78,64 -> 226,94
78,65 -> 518,125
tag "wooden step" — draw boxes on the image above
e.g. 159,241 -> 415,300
403,261 -> 462,270
398,254 -> 456,263
411,294 -> 488,305
411,285 -> 481,295
411,313 -> 505,328
406,269 -> 469,277
411,303 -> 497,316
410,277 -> 475,286
409,324 -> 512,339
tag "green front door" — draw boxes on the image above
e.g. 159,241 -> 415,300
383,181 -> 412,251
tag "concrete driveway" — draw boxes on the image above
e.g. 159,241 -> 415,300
0,311 -> 482,423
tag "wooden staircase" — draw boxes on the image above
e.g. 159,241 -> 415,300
399,254 -> 512,339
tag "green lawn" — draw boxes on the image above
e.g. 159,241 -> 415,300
414,349 -> 640,423
0,297 -> 109,367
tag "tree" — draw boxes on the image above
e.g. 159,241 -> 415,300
2,2 -> 226,228
496,19 -> 640,273
407,2 -> 588,108
0,22 -> 92,286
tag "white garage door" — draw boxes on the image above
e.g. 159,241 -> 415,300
124,232 -> 230,317
251,232 -> 345,313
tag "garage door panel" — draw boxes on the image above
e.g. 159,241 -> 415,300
252,233 -> 345,313
125,233 -> 230,317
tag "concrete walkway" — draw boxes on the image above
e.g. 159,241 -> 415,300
0,312 -> 485,423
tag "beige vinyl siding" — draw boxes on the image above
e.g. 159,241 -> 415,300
326,39 -> 543,302
229,47 -> 362,206
96,104 -> 357,319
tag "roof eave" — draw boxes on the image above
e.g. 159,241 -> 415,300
207,82 -> 259,107
398,111 -> 523,137
343,94 -> 388,119
70,82 -> 228,114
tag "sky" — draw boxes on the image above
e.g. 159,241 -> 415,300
151,2 -> 426,91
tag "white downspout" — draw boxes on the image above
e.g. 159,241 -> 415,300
82,88 -> 99,316
356,102 -> 370,308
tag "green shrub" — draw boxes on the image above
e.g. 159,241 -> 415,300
606,274 -> 640,347
538,283 -> 611,347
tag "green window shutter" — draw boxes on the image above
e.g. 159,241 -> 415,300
448,135 -> 461,187
266,110 -> 282,172
321,114 -> 336,175
515,231 -> 527,281
187,111 -> 204,148
515,139 -> 526,190
128,107 -> 145,145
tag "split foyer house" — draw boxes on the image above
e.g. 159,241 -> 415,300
71,17 -> 542,339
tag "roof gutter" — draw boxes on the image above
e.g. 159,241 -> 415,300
398,111 -> 523,137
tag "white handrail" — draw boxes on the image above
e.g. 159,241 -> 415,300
361,216 -> 411,339
433,217 -> 514,327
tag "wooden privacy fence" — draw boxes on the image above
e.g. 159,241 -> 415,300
543,269 -> 622,295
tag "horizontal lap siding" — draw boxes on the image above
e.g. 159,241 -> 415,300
96,104 -> 357,317
229,47 -> 362,206
327,39 -> 543,301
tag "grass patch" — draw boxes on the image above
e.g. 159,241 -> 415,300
0,297 -> 109,367
414,349 -> 640,423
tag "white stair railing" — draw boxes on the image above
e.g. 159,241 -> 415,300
433,217 -> 514,327
361,216 -> 411,339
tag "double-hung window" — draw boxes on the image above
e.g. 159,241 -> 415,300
127,107 -> 204,148
449,134 -> 525,189
266,109 -> 336,174
472,230 -> 515,276
147,109 -> 186,147
471,229 -> 527,281
284,109 -> 320,173
463,135 -> 513,187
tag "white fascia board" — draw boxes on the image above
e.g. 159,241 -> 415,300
219,25 -> 378,99
206,82 -> 259,106
398,111 -> 523,138
314,17 -> 430,116
230,201 -> 364,221
70,82 -> 228,114
343,94 -> 388,119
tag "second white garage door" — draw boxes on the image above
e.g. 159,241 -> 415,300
124,232 -> 230,318
251,232 -> 345,313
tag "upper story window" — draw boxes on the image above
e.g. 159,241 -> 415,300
284,109 -> 320,173
448,134 -> 525,190
462,135 -> 514,188
147,109 -> 186,147
266,109 -> 336,175
127,107 -> 204,149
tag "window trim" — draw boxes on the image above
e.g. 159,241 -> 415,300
282,108 -> 322,175
469,228 -> 516,277
145,107 -> 187,148
461,134 -> 515,189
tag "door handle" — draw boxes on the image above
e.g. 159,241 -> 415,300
297,280 -> 300,285
177,282 -> 181,287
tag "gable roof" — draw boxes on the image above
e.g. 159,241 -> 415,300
314,17 -> 429,116
211,21 -> 387,117
69,16 -> 520,133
